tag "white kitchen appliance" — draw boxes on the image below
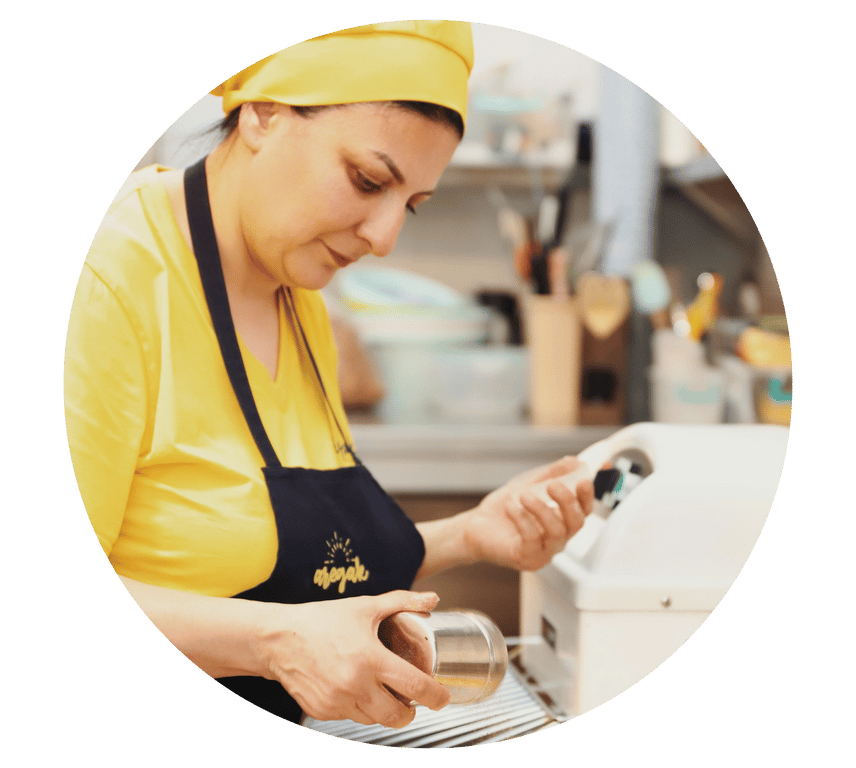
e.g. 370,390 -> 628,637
519,421 -> 789,717
304,422 -> 789,745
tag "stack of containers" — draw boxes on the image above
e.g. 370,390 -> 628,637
428,345 -> 529,424
337,268 -> 525,424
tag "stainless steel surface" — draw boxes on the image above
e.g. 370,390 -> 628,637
303,663 -> 562,747
379,611 -> 508,705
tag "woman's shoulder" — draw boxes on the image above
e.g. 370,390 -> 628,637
102,164 -> 176,219
85,165 -> 188,290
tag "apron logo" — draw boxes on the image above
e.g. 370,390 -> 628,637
313,531 -> 370,594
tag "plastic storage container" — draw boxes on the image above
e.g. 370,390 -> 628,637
648,329 -> 725,424
648,364 -> 725,424
339,268 -> 491,424
427,346 -> 529,424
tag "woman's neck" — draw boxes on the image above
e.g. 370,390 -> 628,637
204,141 -> 283,304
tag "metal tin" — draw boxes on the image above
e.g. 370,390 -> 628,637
378,610 -> 508,705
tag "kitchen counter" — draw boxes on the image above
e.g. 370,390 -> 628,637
349,422 -> 616,494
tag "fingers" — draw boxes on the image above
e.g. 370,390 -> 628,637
575,477 -> 595,518
354,686 -> 418,730
286,669 -> 395,727
378,649 -> 451,713
308,678 -> 418,729
358,590 -> 451,723
506,497 -> 546,546
520,486 -> 570,542
508,475 -> 592,561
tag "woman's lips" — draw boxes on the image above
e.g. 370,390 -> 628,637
325,244 -> 356,268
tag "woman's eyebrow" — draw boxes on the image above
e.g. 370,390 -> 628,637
371,151 -> 404,184
371,150 -> 436,197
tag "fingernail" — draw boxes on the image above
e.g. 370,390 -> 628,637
413,592 -> 439,606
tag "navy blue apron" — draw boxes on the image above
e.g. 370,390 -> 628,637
183,157 -> 426,724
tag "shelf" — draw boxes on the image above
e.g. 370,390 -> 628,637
441,162 -> 570,189
665,164 -> 758,249
664,153 -> 725,185
441,152 -> 723,191
440,141 -> 575,189
349,422 -> 615,494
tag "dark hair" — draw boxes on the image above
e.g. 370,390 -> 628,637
217,100 -> 464,140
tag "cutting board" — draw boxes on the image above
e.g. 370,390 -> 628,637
576,271 -> 631,339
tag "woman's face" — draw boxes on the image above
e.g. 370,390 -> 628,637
234,102 -> 461,291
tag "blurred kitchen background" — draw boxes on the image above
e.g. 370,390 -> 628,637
134,23 -> 790,636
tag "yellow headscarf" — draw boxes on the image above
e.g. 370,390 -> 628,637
212,20 -> 474,126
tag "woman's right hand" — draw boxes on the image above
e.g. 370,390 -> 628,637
259,590 -> 451,728
116,577 -> 447,729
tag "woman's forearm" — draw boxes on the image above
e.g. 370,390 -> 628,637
414,512 -> 478,581
119,576 -> 273,679
120,577 -> 450,725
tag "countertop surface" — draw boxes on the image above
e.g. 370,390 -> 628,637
348,420 -> 616,493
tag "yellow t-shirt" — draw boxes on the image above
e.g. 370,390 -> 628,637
64,166 -> 354,596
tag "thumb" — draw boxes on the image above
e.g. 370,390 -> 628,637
369,590 -> 440,624
533,455 -> 581,483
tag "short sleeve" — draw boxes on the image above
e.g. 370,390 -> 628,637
64,265 -> 148,556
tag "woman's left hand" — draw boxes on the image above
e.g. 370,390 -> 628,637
461,456 -> 595,572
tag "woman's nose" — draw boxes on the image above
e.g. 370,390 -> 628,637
356,200 -> 407,258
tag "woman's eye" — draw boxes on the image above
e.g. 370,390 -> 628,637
353,168 -> 416,215
354,172 -> 383,194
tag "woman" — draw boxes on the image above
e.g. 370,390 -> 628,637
64,21 -> 594,730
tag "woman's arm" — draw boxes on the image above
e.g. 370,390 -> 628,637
65,267 -> 149,556
118,577 -> 450,727
415,455 -> 595,580
414,515 -> 474,580
119,577 -> 271,679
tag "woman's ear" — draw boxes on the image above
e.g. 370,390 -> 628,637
236,102 -> 280,151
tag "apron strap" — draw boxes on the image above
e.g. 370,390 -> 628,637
183,157 -> 282,468
283,288 -> 362,467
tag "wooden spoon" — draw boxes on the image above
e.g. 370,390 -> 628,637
576,271 -> 632,339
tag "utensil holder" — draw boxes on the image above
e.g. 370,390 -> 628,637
522,295 -> 582,426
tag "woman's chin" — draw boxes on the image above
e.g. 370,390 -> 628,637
284,265 -> 338,292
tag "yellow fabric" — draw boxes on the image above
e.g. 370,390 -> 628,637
212,20 -> 473,125
64,166 -> 353,597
